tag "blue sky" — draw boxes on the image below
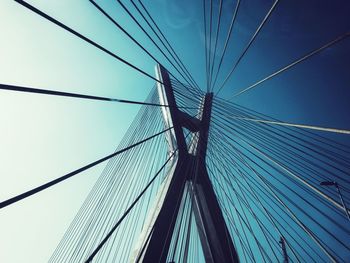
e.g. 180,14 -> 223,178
0,0 -> 350,262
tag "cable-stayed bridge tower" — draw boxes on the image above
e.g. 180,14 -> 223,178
1,1 -> 350,263
131,64 -> 239,262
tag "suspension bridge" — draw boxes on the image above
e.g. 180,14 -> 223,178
1,0 -> 350,262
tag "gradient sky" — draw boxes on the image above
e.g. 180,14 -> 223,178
0,0 -> 350,262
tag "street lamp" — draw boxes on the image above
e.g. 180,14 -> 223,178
320,181 -> 350,221
320,181 -> 336,186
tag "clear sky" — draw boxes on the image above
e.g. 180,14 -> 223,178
1,0 -> 350,262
